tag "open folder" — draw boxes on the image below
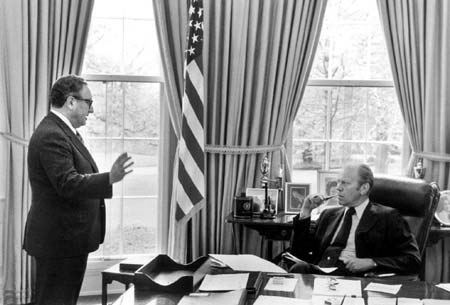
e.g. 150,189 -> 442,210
282,252 -> 337,274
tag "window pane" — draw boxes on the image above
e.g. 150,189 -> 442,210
292,142 -> 325,170
91,197 -> 158,256
330,142 -> 367,168
293,87 -> 327,140
366,88 -> 403,143
122,197 -> 158,255
329,142 -> 402,174
310,0 -> 392,80
83,0 -> 161,76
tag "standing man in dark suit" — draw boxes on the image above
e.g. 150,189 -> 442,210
289,163 -> 421,276
23,75 -> 133,305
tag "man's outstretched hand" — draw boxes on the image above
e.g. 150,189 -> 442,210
109,152 -> 134,184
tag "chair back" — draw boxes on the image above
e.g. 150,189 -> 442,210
369,174 -> 440,258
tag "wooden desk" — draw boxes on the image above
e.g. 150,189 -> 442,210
226,213 -> 450,260
112,273 -> 450,304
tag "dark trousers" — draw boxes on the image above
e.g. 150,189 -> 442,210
34,254 -> 88,305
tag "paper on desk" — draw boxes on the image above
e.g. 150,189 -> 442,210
313,278 -> 362,297
178,289 -> 246,305
435,283 -> 450,293
397,298 -> 423,305
264,277 -> 298,292
311,295 -> 343,305
367,297 -> 396,305
423,299 -> 450,305
209,254 -> 287,273
253,295 -> 311,305
342,296 -> 365,305
364,283 -> 401,295
199,273 -> 249,291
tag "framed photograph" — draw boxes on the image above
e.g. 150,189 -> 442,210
285,183 -> 310,214
291,169 -> 318,193
246,188 -> 278,215
318,170 -> 340,197
435,190 -> 450,226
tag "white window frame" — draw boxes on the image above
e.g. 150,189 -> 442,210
80,74 -> 164,295
292,78 -> 399,171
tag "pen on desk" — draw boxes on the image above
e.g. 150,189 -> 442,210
363,272 -> 396,278
267,273 -> 295,277
375,273 -> 396,278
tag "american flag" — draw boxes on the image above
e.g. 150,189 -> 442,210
175,0 -> 205,223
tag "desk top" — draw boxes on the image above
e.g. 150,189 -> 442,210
112,273 -> 450,304
225,212 -> 295,227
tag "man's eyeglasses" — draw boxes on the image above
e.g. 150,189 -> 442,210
72,96 -> 93,108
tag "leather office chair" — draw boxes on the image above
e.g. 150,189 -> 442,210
369,175 -> 440,259
369,174 -> 440,279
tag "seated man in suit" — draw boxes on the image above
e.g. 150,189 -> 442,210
289,163 -> 421,276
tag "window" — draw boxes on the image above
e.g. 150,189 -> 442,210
81,0 -> 162,258
292,0 -> 403,179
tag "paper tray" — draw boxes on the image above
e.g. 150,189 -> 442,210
134,254 -> 210,293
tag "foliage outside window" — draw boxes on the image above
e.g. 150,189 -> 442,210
292,0 -> 403,176
81,0 -> 162,257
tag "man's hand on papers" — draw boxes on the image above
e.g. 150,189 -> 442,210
341,257 -> 376,273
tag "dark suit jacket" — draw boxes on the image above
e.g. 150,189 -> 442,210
23,112 -> 112,258
290,202 -> 422,274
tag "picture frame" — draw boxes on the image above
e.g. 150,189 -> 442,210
435,190 -> 450,226
285,183 -> 311,214
245,188 -> 278,215
318,170 -> 340,197
291,169 -> 318,194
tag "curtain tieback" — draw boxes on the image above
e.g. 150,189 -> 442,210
0,132 -> 29,146
412,151 -> 450,162
205,143 -> 285,155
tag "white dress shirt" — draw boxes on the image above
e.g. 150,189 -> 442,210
51,109 -> 77,135
332,198 -> 370,261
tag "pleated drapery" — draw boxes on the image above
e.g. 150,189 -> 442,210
0,1 -> 94,303
377,0 -> 450,282
154,0 -> 327,261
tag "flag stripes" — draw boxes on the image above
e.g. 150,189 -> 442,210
175,0 -> 205,222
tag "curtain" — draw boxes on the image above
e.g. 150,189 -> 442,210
0,0 -> 94,303
154,0 -> 327,261
152,0 -> 187,259
203,0 -> 327,257
377,0 -> 450,282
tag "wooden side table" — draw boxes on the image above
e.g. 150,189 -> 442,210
101,256 -> 155,305
101,264 -> 135,305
